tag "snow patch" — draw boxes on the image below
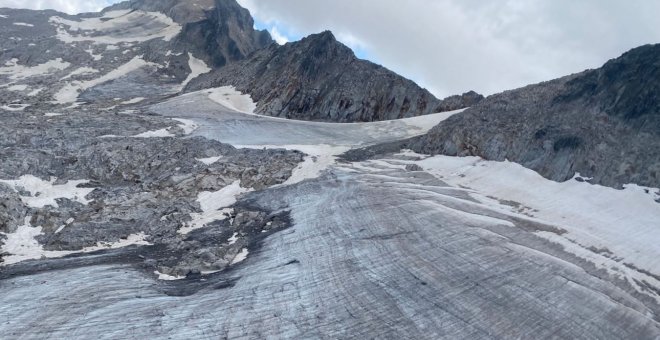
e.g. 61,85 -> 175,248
0,58 -> 70,81
60,67 -> 99,80
85,48 -> 103,61
50,10 -> 182,44
54,56 -> 156,104
0,175 -> 94,208
1,103 -> 29,111
398,153 -> 660,285
7,84 -> 28,91
227,232 -> 239,245
54,218 -> 75,234
154,271 -> 186,281
171,118 -> 198,135
121,97 -> 145,105
180,53 -> 211,90
133,128 -> 175,138
179,181 -> 253,235
236,144 -> 350,185
230,248 -> 249,265
0,216 -> 151,266
400,108 -> 465,132
28,88 -> 43,96
207,86 -> 257,114
197,156 -> 223,165
130,119 -> 197,138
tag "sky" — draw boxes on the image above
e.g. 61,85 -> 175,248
2,0 -> 660,97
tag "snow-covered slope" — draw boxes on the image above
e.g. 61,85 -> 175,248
0,2 -> 658,339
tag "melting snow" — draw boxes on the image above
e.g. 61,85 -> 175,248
50,10 -> 182,44
179,181 -> 253,235
180,53 -> 211,90
227,232 -> 239,245
0,58 -> 70,82
0,175 -> 94,208
197,156 -> 223,165
60,67 -> 99,80
54,56 -> 157,103
28,88 -> 43,96
154,271 -> 186,281
121,97 -> 146,105
0,217 -> 151,266
171,118 -> 198,134
7,84 -> 28,91
390,152 -> 660,293
1,104 -> 29,111
230,248 -> 249,265
85,48 -> 103,61
130,118 -> 197,138
133,128 -> 175,138
236,144 -> 350,186
207,86 -> 257,114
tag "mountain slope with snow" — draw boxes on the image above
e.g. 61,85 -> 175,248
0,1 -> 658,339
414,44 -> 660,188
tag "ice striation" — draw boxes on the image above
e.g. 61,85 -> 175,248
0,1 -> 658,339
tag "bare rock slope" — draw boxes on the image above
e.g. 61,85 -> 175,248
413,44 -> 660,188
190,31 -> 482,122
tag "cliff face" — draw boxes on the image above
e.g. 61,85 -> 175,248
413,44 -> 660,188
190,31 -> 453,122
176,0 -> 273,67
107,1 -> 481,122
109,0 -> 273,67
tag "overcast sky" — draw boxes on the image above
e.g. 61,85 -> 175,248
2,0 -> 659,97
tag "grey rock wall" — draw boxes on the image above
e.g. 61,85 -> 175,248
414,44 -> 660,188
190,31 -> 480,122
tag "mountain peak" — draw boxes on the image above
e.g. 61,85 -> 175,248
306,30 -> 338,42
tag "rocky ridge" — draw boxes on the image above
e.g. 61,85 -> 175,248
109,0 -> 273,67
190,31 -> 482,122
413,44 -> 660,188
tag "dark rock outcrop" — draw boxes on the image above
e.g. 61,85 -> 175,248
435,91 -> 484,112
413,44 -> 660,188
190,31 -> 469,122
108,0 -> 273,67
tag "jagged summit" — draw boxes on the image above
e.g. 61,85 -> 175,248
0,0 -> 479,120
189,28 -> 479,122
107,0 -> 273,66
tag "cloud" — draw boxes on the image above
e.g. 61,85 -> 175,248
237,0 -> 660,97
3,0 -> 659,97
0,0 -> 114,14
269,26 -> 289,45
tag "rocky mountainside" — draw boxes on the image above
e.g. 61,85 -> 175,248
0,0 -> 479,122
0,0 -> 267,111
109,0 -> 273,67
190,31 -> 482,122
1,2 -> 660,339
413,44 -> 660,188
